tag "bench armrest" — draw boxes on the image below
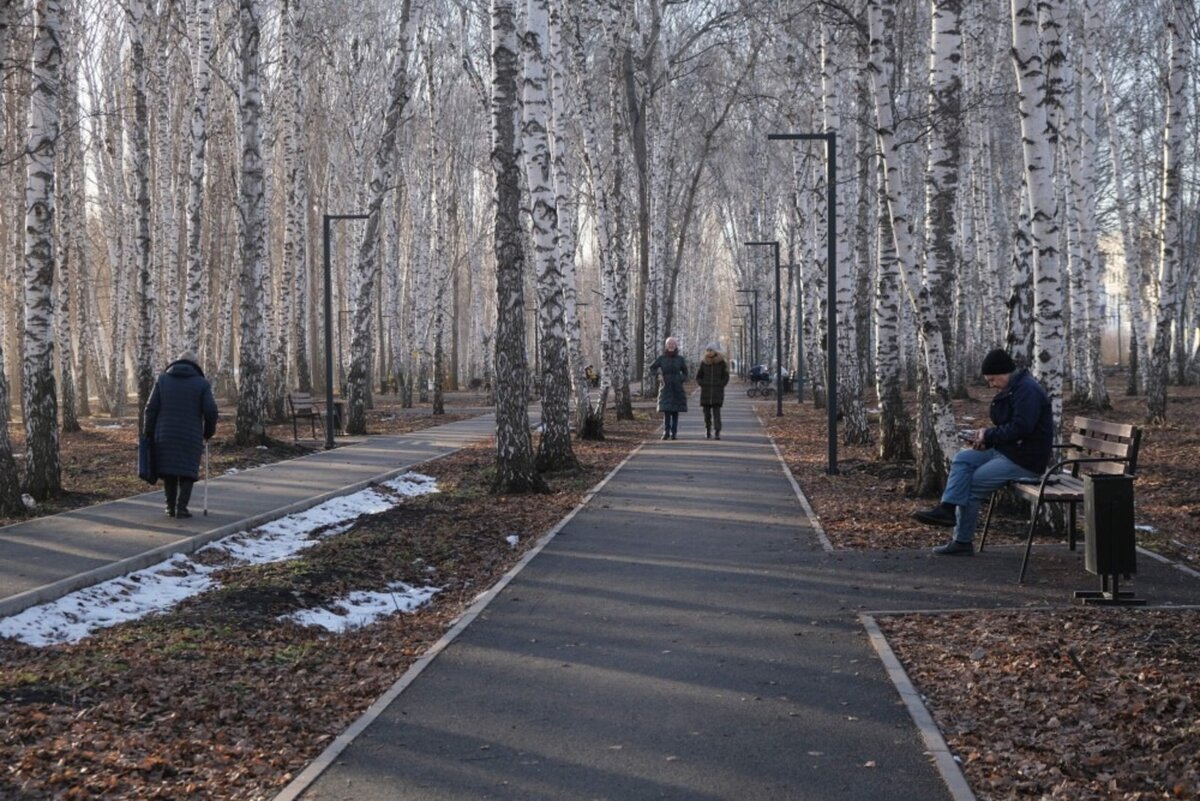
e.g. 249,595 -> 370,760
1045,455 -> 1133,477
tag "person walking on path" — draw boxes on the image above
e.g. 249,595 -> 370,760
696,342 -> 730,439
650,336 -> 688,440
143,351 -> 219,519
912,348 -> 1053,555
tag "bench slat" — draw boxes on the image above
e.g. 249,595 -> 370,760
1070,416 -> 1137,440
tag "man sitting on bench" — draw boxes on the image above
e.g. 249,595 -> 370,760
912,348 -> 1054,556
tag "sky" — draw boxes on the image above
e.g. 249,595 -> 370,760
0,472 -> 455,648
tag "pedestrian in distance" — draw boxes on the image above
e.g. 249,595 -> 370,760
143,351 -> 219,519
696,342 -> 730,440
912,348 -> 1053,555
650,336 -> 688,440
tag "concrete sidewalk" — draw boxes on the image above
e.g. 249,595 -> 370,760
285,395 -> 954,801
0,414 -> 501,617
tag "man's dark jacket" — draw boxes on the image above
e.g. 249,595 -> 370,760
143,360 -> 219,480
983,368 -> 1053,473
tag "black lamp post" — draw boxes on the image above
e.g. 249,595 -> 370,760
323,213 -> 368,450
736,288 -> 759,369
746,240 -> 783,417
768,131 -> 838,475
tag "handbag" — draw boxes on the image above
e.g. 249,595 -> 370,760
138,436 -> 158,485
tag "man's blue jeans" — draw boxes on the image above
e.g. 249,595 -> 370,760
941,448 -> 1039,543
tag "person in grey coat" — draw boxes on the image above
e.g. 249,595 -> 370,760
650,336 -> 688,440
143,351 -> 219,518
696,343 -> 730,440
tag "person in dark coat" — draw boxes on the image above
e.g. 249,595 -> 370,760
912,348 -> 1053,555
696,343 -> 730,440
649,336 -> 688,440
143,351 -> 219,518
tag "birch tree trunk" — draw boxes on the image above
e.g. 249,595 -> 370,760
1146,0 -> 1191,423
234,0 -> 269,445
523,0 -> 577,471
127,0 -> 156,431
821,18 -> 868,445
491,0 -> 546,493
23,0 -> 64,500
345,0 -> 418,435
182,0 -> 213,357
926,0 -> 963,390
282,0 -> 310,393
1012,0 -> 1065,427
0,0 -> 23,508
867,0 -> 957,491
875,160 -> 912,460
56,10 -> 82,432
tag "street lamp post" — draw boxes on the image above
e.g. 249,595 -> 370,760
746,240 -> 783,417
736,288 -> 759,368
768,131 -> 838,475
783,263 -> 804,402
323,213 -> 369,450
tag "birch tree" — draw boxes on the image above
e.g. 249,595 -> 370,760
127,0 -> 156,429
182,0 -> 213,356
1012,0 -> 1065,427
23,0 -> 64,501
1146,0 -> 1191,423
491,0 -> 545,493
345,0 -> 419,436
523,0 -> 576,471
233,0 -> 268,445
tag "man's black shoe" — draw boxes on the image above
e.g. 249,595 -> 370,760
932,539 -> 974,556
175,508 -> 193,519
912,505 -> 956,527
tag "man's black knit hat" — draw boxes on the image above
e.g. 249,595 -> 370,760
981,348 -> 1016,375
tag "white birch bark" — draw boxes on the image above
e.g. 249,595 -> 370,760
182,0 -> 213,356
926,0 -> 962,378
821,18 -> 869,445
0,0 -> 23,511
282,0 -> 310,392
867,0 -> 957,486
126,0 -> 157,428
23,0 -> 64,500
56,9 -> 82,432
345,0 -> 419,436
1146,0 -> 1190,422
523,0 -> 576,470
234,0 -> 269,445
491,0 -> 544,492
1012,0 -> 1065,427
548,4 -> 593,435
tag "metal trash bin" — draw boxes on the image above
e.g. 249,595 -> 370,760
1083,473 -> 1136,575
1076,473 -> 1142,605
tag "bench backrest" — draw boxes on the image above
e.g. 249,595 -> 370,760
1064,416 -> 1141,477
288,392 -> 318,415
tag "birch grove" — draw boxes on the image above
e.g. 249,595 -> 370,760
0,0 -> 1195,505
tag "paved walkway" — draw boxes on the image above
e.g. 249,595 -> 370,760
0,414 -> 502,617
6,392 -> 1199,800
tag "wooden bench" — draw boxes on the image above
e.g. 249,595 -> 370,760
287,392 -> 324,441
978,416 -> 1142,583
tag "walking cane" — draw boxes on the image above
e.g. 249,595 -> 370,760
203,441 -> 210,516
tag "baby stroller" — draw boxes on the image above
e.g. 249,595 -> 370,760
746,364 -> 774,398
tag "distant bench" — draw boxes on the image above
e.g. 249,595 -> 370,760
978,416 -> 1142,583
287,392 -> 324,441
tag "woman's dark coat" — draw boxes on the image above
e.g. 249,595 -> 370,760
143,360 -> 219,480
650,352 -> 688,413
696,354 -> 730,407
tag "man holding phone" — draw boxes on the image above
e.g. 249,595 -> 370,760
912,348 -> 1054,555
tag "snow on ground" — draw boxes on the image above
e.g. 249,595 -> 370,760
282,582 -> 441,633
0,472 -> 440,648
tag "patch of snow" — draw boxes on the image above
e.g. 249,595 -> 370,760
281,582 -> 441,633
505,534 -> 520,549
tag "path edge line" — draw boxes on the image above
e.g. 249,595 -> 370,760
860,614 -> 977,801
764,432 -> 832,552
272,442 -> 647,801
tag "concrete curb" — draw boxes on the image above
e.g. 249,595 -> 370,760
0,447 -> 466,619
754,408 -> 832,551
860,614 -> 978,801
272,443 -> 647,801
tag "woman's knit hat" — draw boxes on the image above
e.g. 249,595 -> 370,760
665,336 -> 679,352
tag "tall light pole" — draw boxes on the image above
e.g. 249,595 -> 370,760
323,213 -> 368,450
736,288 -> 759,368
746,240 -> 783,417
768,131 -> 837,474
782,262 -> 804,402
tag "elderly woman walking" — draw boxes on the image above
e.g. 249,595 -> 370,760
143,351 -> 219,518
650,336 -> 688,440
696,343 -> 730,439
